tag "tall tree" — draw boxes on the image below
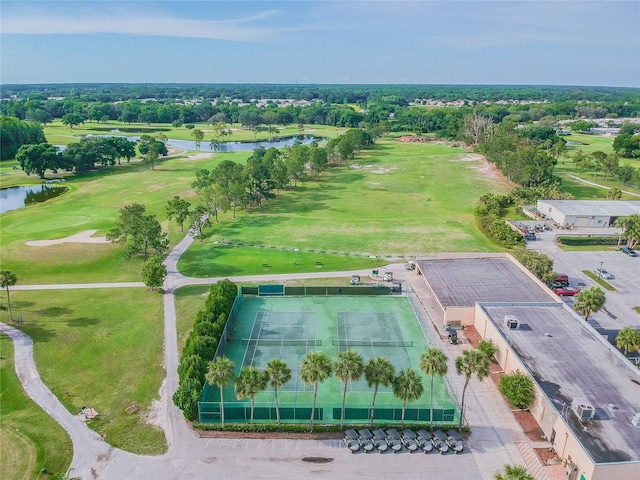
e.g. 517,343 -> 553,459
299,351 -> 333,431
61,113 -> 85,130
106,203 -> 168,260
392,368 -> 424,426
234,366 -> 268,426
364,357 -> 395,427
334,350 -> 364,429
616,327 -> 640,356
461,112 -> 494,146
420,348 -> 448,431
573,286 -> 606,321
191,128 -> 204,151
0,270 -> 18,321
166,196 -> 192,232
265,359 -> 292,428
141,256 -> 167,291
189,205 -> 211,241
205,356 -> 235,429
15,143 -> 63,179
455,349 -> 490,429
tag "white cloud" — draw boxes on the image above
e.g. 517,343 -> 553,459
1,8 -> 297,41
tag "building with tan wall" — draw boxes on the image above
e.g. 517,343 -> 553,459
415,255 -> 640,480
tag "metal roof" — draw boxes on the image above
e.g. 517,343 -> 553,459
538,200 -> 640,217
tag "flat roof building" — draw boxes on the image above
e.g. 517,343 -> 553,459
414,255 -> 640,479
536,200 -> 640,228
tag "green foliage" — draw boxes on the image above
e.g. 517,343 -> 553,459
477,339 -> 498,360
0,115 -> 46,160
392,368 -> 424,425
166,196 -> 192,232
106,203 -> 168,260
15,142 -> 65,178
615,327 -> 640,355
499,371 -> 535,409
456,349 -> 490,428
174,280 -> 238,421
494,464 -> 534,480
556,236 -> 618,246
511,249 -> 554,280
573,286 -> 606,320
191,421 -> 466,434
141,256 -> 167,290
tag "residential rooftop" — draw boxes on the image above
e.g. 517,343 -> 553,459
417,257 -> 553,307
481,303 -> 640,464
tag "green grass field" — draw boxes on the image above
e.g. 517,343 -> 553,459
0,335 -> 73,479
200,295 -> 456,425
42,120 -> 345,146
557,134 -> 640,199
180,139 -> 507,277
0,288 -> 167,455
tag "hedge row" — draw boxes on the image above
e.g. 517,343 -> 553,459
173,279 -> 238,420
192,422 -> 469,434
557,236 -> 618,246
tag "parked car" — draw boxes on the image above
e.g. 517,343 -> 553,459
621,246 -> 638,257
554,286 -> 578,296
594,268 -> 614,280
576,282 -> 587,291
556,273 -> 569,285
383,271 -> 393,281
404,260 -> 416,270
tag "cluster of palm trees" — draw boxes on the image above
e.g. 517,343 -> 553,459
204,342 -> 495,431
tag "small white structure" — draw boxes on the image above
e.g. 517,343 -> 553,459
536,200 -> 640,228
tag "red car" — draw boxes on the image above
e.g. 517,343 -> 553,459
554,286 -> 578,296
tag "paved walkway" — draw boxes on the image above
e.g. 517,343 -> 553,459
1,232 -> 550,479
563,173 -> 640,197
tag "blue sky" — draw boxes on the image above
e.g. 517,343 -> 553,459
1,1 -> 638,87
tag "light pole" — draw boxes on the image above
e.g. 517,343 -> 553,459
599,261 -> 603,278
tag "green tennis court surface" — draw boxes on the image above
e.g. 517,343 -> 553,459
199,295 -> 457,425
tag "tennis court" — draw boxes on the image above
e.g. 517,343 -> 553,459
199,295 -> 457,425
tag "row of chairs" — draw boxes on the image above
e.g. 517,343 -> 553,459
343,428 -> 464,454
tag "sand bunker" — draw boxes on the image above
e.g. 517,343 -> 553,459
26,230 -> 109,247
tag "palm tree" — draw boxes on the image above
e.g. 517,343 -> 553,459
455,349 -> 490,429
299,351 -> 333,431
234,366 -> 268,426
392,368 -> 424,426
616,327 -> 640,356
615,216 -> 630,247
494,464 -> 533,480
265,358 -> 292,428
334,350 -> 365,429
420,348 -> 448,431
205,356 -> 235,429
209,138 -> 220,152
0,270 -> 17,321
573,286 -> 606,321
364,357 -> 395,427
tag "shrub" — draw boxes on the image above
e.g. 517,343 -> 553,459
499,371 -> 535,409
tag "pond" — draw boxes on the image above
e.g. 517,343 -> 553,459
566,141 -> 584,146
85,134 -> 323,152
0,184 -> 68,214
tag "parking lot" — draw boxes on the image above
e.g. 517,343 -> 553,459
528,230 -> 640,336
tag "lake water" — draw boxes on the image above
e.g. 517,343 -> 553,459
84,134 -> 322,152
0,184 -> 67,214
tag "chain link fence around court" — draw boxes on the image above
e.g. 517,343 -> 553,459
198,292 -> 459,425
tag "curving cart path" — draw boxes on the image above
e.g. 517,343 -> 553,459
2,231 -> 532,479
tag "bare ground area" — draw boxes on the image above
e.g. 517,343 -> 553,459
25,229 -> 109,246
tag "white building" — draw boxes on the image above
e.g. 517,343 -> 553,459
536,200 -> 640,228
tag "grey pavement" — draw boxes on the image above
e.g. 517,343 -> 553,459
1,231 -> 540,480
